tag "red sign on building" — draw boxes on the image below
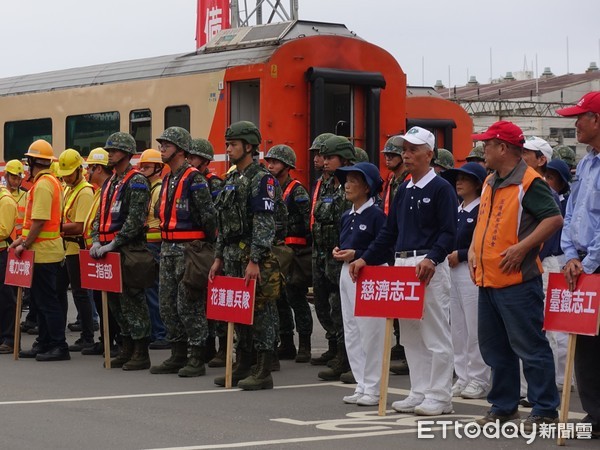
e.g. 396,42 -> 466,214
196,0 -> 230,48
355,266 -> 426,319
206,276 -> 256,325
79,250 -> 122,293
5,248 -> 34,288
544,273 -> 600,336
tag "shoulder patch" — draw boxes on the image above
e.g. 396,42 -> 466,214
130,182 -> 149,190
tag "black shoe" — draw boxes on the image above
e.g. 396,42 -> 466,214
35,347 -> 71,362
19,341 -> 45,358
69,338 -> 95,352
149,339 -> 171,350
81,342 -> 104,355
26,326 -> 39,335
20,320 -> 36,332
67,321 -> 82,332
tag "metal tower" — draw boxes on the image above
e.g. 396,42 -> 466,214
231,0 -> 299,27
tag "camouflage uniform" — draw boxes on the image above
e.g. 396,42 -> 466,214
190,138 -> 225,201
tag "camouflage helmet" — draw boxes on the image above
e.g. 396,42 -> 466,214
225,121 -> 261,146
320,135 -> 356,162
265,144 -> 297,168
190,138 -> 214,161
105,132 -> 137,154
157,126 -> 192,153
382,136 -> 403,155
354,147 -> 369,163
552,144 -> 576,169
466,142 -> 485,162
434,148 -> 455,170
309,133 -> 336,151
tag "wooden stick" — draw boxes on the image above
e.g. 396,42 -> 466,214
378,318 -> 393,416
557,333 -> 577,446
102,291 -> 111,369
225,321 -> 234,389
13,287 -> 23,360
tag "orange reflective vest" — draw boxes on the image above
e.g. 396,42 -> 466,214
22,173 -> 63,243
98,170 -> 139,243
12,189 -> 26,235
309,178 -> 323,231
472,162 -> 543,288
158,166 -> 206,241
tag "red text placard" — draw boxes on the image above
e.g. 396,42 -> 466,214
206,276 -> 256,325
544,273 -> 600,336
79,250 -> 122,293
5,247 -> 34,288
355,266 -> 425,319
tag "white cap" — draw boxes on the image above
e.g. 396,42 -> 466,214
399,126 -> 435,151
524,136 -> 553,161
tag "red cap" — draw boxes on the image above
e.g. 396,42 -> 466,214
556,91 -> 600,117
472,121 -> 525,147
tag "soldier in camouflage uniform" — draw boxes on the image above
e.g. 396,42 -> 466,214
552,144 -> 576,172
433,148 -> 455,174
354,147 -> 370,163
149,127 -> 217,378
466,142 -> 486,167
90,132 -> 152,370
312,135 -> 355,381
265,145 -> 313,363
209,121 -> 281,391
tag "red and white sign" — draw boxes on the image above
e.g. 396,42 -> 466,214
79,250 -> 122,293
196,0 -> 230,48
355,266 -> 426,319
206,276 -> 256,325
5,247 -> 34,288
544,273 -> 600,336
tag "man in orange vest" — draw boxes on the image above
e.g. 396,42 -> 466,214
468,121 -> 563,430
12,139 -> 68,361
0,182 -> 18,354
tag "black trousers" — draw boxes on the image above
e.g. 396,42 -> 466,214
0,250 -> 15,345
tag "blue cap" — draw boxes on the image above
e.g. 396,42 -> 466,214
546,159 -> 572,185
441,161 -> 487,186
335,162 -> 383,197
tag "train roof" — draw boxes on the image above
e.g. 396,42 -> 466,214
0,21 -> 358,97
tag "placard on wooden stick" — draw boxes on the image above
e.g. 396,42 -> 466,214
355,266 -> 426,416
207,275 -> 256,388
6,247 -> 34,361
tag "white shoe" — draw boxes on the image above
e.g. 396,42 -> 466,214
451,381 -> 467,397
343,392 -> 364,404
357,394 -> 379,406
414,399 -> 453,416
461,381 -> 488,399
391,395 -> 424,413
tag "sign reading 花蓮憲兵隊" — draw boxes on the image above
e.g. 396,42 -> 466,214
5,247 -> 34,288
79,250 -> 122,293
544,273 -> 600,336
206,276 -> 255,325
355,266 -> 425,319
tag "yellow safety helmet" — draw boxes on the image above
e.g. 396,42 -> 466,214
50,161 -> 60,177
139,148 -> 163,165
57,149 -> 83,177
5,159 -> 24,177
24,139 -> 54,160
86,147 -> 109,166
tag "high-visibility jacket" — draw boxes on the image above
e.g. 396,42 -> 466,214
146,179 -> 162,243
472,161 -> 543,288
22,173 -> 63,243
158,166 -> 206,241
83,189 -> 101,249
98,170 -> 139,243
11,188 -> 27,235
0,188 -> 17,248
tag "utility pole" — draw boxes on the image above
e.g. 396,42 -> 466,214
231,0 -> 299,28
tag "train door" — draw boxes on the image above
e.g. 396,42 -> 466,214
230,80 -> 260,128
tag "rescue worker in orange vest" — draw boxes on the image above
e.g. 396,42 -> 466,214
90,132 -> 152,371
468,121 -> 562,429
12,139 -> 68,361
137,149 -> 169,350
81,148 -> 121,356
0,181 -> 18,354
56,149 -> 95,352
150,127 -> 217,377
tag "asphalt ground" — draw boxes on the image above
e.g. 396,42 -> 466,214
1,304 -> 596,450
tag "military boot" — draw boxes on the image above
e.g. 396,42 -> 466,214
271,347 -> 281,372
277,334 -> 297,360
107,335 -> 134,368
238,351 -> 274,391
310,339 -> 337,366
214,350 -> 253,387
178,345 -> 206,377
390,359 -> 409,375
208,336 -> 227,368
123,338 -> 151,371
149,341 -> 187,374
340,370 -> 356,384
204,337 -> 217,363
317,346 -> 349,381
295,334 -> 311,363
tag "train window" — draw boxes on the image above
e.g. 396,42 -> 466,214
4,118 -> 52,160
66,112 -> 120,157
130,109 -> 152,153
230,80 -> 260,126
165,106 -> 190,131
